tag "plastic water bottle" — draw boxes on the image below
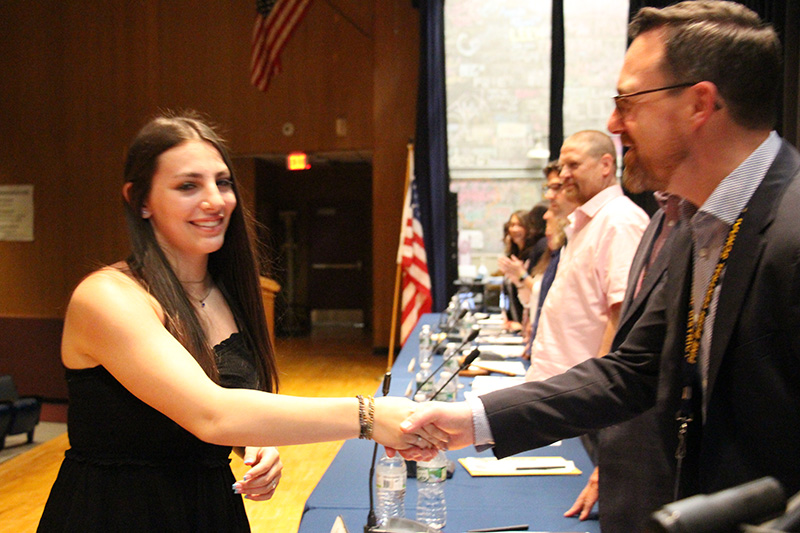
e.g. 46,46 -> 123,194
416,450 -> 447,528
418,324 -> 433,367
442,352 -> 461,395
446,295 -> 460,330
459,312 -> 475,340
433,370 -> 457,402
414,364 -> 434,402
375,451 -> 406,523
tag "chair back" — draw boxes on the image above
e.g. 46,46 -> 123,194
0,375 -> 19,403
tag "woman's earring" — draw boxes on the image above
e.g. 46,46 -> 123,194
141,208 -> 151,218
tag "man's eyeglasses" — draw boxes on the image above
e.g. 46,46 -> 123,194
542,182 -> 563,194
613,82 -> 697,116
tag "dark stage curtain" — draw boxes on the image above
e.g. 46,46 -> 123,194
414,0 -> 454,311
549,0 -> 565,159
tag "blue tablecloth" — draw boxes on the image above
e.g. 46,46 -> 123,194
300,314 -> 600,533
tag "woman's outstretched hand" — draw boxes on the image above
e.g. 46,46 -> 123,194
373,397 -> 450,461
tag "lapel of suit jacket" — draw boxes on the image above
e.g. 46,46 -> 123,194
620,210 -> 663,322
707,142 -> 799,396
658,223 -> 693,403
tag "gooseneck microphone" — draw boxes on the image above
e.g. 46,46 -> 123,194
441,307 -> 470,333
413,328 -> 479,397
428,348 -> 481,400
365,372 -> 392,533
429,317 -> 461,355
646,476 -> 786,533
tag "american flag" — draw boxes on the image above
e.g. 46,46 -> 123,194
250,0 -> 313,92
398,145 -> 432,346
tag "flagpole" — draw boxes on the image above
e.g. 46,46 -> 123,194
387,142 -> 414,372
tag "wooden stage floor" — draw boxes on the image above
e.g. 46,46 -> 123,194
0,328 -> 387,533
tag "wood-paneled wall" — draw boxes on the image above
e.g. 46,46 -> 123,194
0,1 -> 418,362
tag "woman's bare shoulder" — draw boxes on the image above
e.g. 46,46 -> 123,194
63,264 -> 164,368
68,263 -> 161,322
76,262 -> 139,293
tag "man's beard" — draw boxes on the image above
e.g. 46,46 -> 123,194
621,146 -> 671,194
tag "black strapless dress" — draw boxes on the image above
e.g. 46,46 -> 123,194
38,333 -> 259,532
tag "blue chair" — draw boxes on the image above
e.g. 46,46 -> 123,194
0,375 -> 41,450
0,403 -> 13,447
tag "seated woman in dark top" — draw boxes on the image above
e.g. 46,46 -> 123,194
497,208 -> 546,331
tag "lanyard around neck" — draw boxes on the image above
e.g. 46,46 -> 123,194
673,209 -> 746,501
683,210 -> 746,368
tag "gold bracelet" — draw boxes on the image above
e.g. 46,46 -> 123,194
356,394 -> 375,440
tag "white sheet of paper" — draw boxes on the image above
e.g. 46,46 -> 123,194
459,456 -> 579,476
467,375 -> 526,396
469,360 -> 527,376
474,344 -> 526,359
477,335 -> 524,345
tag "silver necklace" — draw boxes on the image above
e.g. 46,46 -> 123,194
181,275 -> 213,308
196,284 -> 213,308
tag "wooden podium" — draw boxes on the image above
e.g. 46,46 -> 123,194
259,277 -> 281,347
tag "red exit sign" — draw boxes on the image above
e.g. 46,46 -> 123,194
287,152 -> 310,171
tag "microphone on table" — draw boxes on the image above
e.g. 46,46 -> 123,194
429,323 -> 456,356
646,476 -> 786,533
428,309 -> 468,357
405,349 -> 480,483
364,371 -> 442,533
365,371 -> 392,532
428,348 -> 481,401
442,307 -> 469,333
413,328 -> 479,398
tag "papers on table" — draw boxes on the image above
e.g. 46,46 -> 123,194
468,360 -> 526,376
466,375 -> 526,397
444,341 -> 478,354
477,335 -> 524,345
458,456 -> 582,477
475,344 -> 526,360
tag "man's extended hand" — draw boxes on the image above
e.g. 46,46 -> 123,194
399,401 -> 475,451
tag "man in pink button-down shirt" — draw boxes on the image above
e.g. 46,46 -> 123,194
527,130 -> 649,382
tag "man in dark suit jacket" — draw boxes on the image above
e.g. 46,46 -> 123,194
401,0 -> 800,518
565,195 -> 681,531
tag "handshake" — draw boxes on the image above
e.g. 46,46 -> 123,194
371,397 -> 477,461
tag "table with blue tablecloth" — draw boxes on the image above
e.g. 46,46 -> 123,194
300,314 -> 600,533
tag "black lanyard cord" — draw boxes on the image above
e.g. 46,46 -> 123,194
673,210 -> 746,501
